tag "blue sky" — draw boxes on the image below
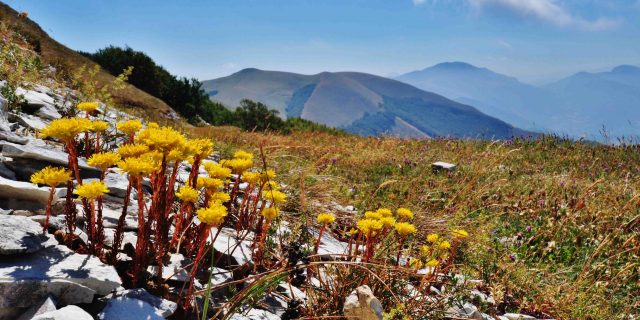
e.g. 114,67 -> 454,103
6,0 -> 640,84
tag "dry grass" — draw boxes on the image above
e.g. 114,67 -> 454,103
192,126 -> 640,319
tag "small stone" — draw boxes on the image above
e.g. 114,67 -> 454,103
343,285 -> 383,320
210,228 -> 253,267
432,161 -> 457,173
447,302 -> 483,320
503,313 -> 537,320
32,305 -> 92,320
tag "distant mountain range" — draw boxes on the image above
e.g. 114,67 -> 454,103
397,62 -> 640,141
202,69 -> 529,139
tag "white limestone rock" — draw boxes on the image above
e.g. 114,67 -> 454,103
0,176 -> 56,206
210,228 -> 253,267
0,215 -> 51,255
228,308 -> 280,320
0,245 -> 121,308
32,305 -> 92,320
98,288 -> 177,319
16,295 -> 57,320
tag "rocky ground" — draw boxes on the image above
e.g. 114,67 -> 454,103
0,84 -> 550,319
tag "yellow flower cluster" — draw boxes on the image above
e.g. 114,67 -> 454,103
241,172 -> 260,184
262,189 -> 287,204
74,181 -> 109,199
317,213 -> 336,225
117,144 -> 149,158
234,150 -> 253,160
116,119 -> 143,136
204,162 -> 232,180
221,158 -> 253,173
39,118 -> 92,142
426,233 -> 439,243
357,219 -> 383,236
260,169 -> 276,182
188,139 -> 214,158
30,166 -> 71,187
379,216 -> 396,228
136,126 -> 186,154
88,152 -> 121,170
262,207 -> 280,221
117,157 -> 158,177
197,176 -> 224,191
451,229 -> 469,239
377,208 -> 392,217
197,204 -> 227,225
176,186 -> 199,203
209,192 -> 230,204
396,208 -> 414,221
364,211 -> 383,220
394,222 -> 417,237
77,102 -> 99,112
91,120 -> 109,132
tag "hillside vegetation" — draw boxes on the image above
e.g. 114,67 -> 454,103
192,126 -> 640,319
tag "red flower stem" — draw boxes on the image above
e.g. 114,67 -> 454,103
89,199 -> 96,253
314,224 -> 326,254
111,176 -> 132,264
396,237 -> 406,266
131,177 -> 146,286
170,202 -> 189,250
43,187 -> 55,232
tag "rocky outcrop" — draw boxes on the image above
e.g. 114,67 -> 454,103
98,288 -> 177,319
32,305 -> 93,320
0,245 -> 121,308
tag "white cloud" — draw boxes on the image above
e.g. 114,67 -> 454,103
468,0 -> 621,31
413,0 -> 621,31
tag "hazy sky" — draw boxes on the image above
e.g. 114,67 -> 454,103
6,0 -> 640,84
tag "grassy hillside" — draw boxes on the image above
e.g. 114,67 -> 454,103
203,68 -> 530,139
0,2 -> 176,119
192,126 -> 639,318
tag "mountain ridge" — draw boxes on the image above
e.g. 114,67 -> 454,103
203,68 -> 530,139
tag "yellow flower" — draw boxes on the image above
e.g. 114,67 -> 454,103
167,149 -> 188,163
88,152 -> 121,170
241,172 -> 259,184
204,162 -> 232,180
233,150 -> 253,160
396,208 -> 414,220
394,222 -> 417,237
262,207 -> 280,221
90,120 -> 109,132
117,144 -> 149,158
196,176 -> 224,191
426,233 -> 439,243
262,180 -> 280,191
197,204 -> 227,225
147,122 -> 159,129
116,119 -> 143,136
379,217 -> 396,228
259,169 -> 276,182
136,126 -> 186,154
409,258 -> 424,269
187,139 -> 214,158
438,240 -> 451,250
74,181 -> 109,199
39,118 -> 92,142
221,158 -> 253,173
364,211 -> 382,220
262,189 -> 287,204
317,213 -> 336,225
425,259 -> 439,267
30,166 -> 71,187
117,157 -> 157,177
357,219 -> 383,236
176,186 -> 199,203
348,228 -> 359,236
209,192 -> 230,204
376,208 -> 392,217
420,245 -> 431,257
77,102 -> 99,112
451,229 -> 469,239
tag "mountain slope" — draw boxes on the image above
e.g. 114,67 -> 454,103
396,62 -> 557,131
203,69 -> 530,139
0,3 -> 176,119
544,65 -> 640,139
